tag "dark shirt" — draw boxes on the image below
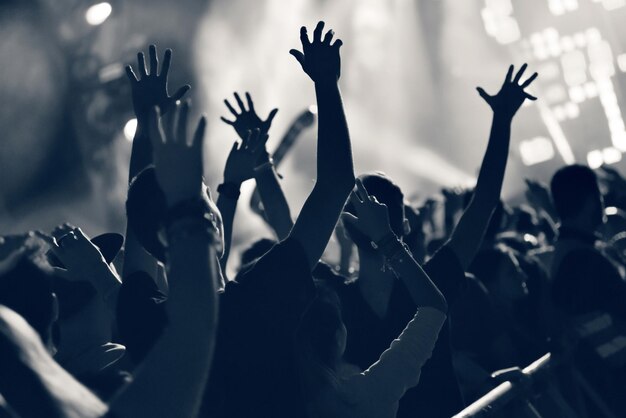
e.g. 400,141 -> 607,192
551,227 -> 626,321
329,245 -> 466,418
201,237 -> 315,418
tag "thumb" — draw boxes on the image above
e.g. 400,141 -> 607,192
476,87 -> 491,103
289,49 -> 305,66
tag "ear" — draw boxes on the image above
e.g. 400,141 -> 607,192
403,218 -> 411,236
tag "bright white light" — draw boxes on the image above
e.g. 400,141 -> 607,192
617,54 -> 626,72
569,86 -> 585,103
308,105 -> 318,114
565,102 -> 580,119
606,206 -> 618,216
603,147 -> 622,164
584,82 -> 598,98
519,136 -> 555,166
587,150 -> 604,168
85,2 -> 112,26
124,118 -> 137,141
612,132 -> 626,151
553,105 -> 566,121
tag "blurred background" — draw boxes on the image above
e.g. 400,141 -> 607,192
1,0 -> 625,258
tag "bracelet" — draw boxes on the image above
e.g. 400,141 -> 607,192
162,217 -> 218,248
217,182 -> 241,200
158,198 -> 218,248
370,231 -> 399,256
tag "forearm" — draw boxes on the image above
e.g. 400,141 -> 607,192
109,232 -> 219,418
473,114 -> 512,207
314,80 -> 354,189
128,124 -> 152,182
387,243 -> 447,312
254,167 -> 293,240
450,114 -> 512,268
216,193 -> 238,269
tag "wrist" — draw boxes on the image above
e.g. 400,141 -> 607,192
217,182 -> 241,200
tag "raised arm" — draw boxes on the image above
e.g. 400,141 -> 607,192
341,180 -> 447,401
123,45 -> 190,280
217,128 -> 271,269
109,104 -> 220,418
219,92 -> 292,246
448,64 -> 538,269
288,21 -> 355,269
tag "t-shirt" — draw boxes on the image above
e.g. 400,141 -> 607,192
201,237 -> 315,418
551,228 -> 626,321
328,245 -> 466,418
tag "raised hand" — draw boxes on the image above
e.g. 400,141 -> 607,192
341,179 -> 393,243
126,45 -> 190,123
223,129 -> 268,184
35,227 -> 119,293
476,64 -> 538,119
148,101 -> 206,208
221,92 -> 278,144
290,21 -> 343,83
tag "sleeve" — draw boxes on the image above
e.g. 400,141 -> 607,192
423,244 -> 467,305
345,307 -> 447,403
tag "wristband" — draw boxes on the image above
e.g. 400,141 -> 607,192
370,231 -> 399,255
157,197 -> 219,248
217,182 -> 241,200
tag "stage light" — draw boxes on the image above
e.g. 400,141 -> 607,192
569,86 -> 585,103
587,149 -> 604,168
85,2 -> 112,26
124,118 -> 137,141
565,102 -> 580,119
603,147 -> 622,164
617,54 -> 626,72
606,207 -> 618,216
584,82 -> 598,99
519,137 -> 555,166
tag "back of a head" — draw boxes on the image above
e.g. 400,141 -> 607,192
550,164 -> 601,221
295,283 -> 344,397
126,166 -> 168,262
343,173 -> 405,251
0,255 -> 56,346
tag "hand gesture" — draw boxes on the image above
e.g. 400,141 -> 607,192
290,21 -> 343,83
148,101 -> 207,208
341,179 -> 393,243
221,92 -> 278,144
35,227 -> 118,290
477,64 -> 538,119
126,45 -> 190,123
524,179 -> 554,215
223,129 -> 269,184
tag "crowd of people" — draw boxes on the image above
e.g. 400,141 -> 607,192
1,20 -> 625,418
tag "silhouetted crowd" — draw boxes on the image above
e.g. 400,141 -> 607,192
1,21 -> 625,418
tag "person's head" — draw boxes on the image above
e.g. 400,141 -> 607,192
295,283 -> 346,397
0,255 -> 57,352
551,164 -> 604,229
126,166 -> 225,263
469,245 -> 528,303
343,173 -> 408,254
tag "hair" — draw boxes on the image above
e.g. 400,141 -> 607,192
343,173 -> 405,251
0,255 -> 56,345
295,283 -> 344,401
550,164 -> 601,221
126,166 -> 168,262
